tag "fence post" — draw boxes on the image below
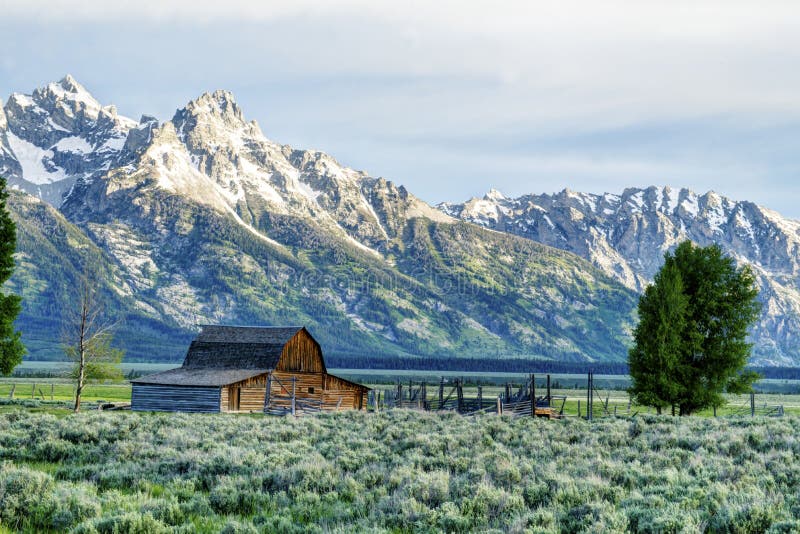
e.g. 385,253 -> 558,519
50,384 -> 54,401
264,374 -> 272,412
291,376 -> 296,416
546,374 -> 551,406
497,395 -> 502,415
577,399 -> 581,418
9,384 -> 15,399
750,392 -> 755,417
713,405 -> 717,417
477,384 -> 482,411
457,380 -> 464,414
586,373 -> 591,421
32,382 -> 36,399
438,378 -> 444,409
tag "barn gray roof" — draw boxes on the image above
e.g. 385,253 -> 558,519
132,325 -> 309,386
131,367 -> 268,386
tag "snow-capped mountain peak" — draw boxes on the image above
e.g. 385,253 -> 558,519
0,75 -> 137,205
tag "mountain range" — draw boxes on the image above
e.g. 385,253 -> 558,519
0,76 -> 636,364
441,187 -> 800,365
1,76 -> 798,366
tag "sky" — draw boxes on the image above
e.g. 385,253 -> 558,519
3,0 -> 800,216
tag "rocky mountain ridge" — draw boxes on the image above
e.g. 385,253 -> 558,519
441,186 -> 800,365
0,77 -> 637,363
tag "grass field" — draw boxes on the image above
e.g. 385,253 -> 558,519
3,376 -> 800,417
2,409 -> 800,532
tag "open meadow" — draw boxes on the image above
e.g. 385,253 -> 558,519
2,408 -> 800,532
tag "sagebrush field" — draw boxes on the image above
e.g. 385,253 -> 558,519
1,408 -> 799,533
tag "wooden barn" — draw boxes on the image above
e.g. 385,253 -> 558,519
131,326 -> 369,414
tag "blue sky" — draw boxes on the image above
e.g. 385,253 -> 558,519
3,1 -> 800,216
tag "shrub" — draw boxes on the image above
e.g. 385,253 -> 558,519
0,463 -> 54,530
220,519 -> 259,534
76,512 -> 171,534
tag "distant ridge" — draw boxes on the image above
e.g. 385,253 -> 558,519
441,186 -> 800,365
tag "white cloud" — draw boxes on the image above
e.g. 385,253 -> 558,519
4,1 -> 800,216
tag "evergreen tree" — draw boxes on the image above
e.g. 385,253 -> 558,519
0,179 -> 25,376
628,261 -> 687,414
629,241 -> 760,415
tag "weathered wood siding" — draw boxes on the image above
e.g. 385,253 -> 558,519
221,386 -> 229,410
270,371 -> 323,398
221,373 -> 269,412
276,330 -> 325,373
132,384 -> 221,413
322,374 -> 368,410
238,388 -> 266,412
322,390 -> 362,410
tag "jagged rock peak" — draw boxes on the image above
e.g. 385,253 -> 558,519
36,74 -> 103,114
180,89 -> 245,124
58,74 -> 86,94
484,188 -> 505,201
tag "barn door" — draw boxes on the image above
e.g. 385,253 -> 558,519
229,387 -> 240,411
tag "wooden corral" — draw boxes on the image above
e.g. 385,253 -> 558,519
378,375 -> 565,419
131,326 -> 368,415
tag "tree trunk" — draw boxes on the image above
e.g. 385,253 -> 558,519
656,406 -> 662,415
74,351 -> 85,412
74,294 -> 88,413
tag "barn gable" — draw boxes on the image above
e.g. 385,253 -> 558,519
275,328 -> 325,373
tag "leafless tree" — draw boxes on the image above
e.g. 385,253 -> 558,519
62,268 -> 123,412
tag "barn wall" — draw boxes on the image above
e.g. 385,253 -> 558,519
239,388 -> 266,412
221,374 -> 269,412
322,390 -> 362,410
270,371 -> 324,399
276,330 -> 325,373
322,374 -> 367,410
131,384 -> 221,413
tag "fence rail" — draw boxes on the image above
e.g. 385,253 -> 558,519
367,373 -> 785,420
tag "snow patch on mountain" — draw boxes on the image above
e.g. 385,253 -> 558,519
6,132 -> 65,184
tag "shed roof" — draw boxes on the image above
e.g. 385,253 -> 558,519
131,367 -> 268,386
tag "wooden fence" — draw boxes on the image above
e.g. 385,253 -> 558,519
372,374 -> 566,419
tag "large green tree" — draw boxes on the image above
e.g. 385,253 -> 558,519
0,178 -> 25,375
628,261 -> 687,414
629,241 -> 761,415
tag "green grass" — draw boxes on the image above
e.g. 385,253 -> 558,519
0,382 -> 131,403
2,410 -> 800,532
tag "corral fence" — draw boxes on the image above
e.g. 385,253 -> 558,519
6,382 -> 58,401
369,374 -> 567,419
366,372 -> 785,420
